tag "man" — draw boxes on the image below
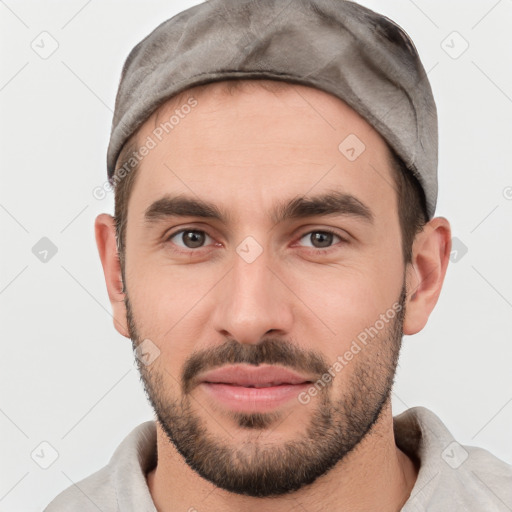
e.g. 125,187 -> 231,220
45,0 -> 512,510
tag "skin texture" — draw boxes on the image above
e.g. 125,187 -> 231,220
95,81 -> 451,512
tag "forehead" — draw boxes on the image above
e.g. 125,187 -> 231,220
124,80 -> 397,224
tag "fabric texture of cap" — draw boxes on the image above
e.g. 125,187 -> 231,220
107,0 -> 438,219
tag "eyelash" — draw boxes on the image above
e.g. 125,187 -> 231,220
164,228 -> 347,255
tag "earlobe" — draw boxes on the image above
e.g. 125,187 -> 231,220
94,213 -> 130,338
403,217 -> 452,336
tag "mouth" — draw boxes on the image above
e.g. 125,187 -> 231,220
208,382 -> 301,388
197,364 -> 314,412
199,363 -> 313,387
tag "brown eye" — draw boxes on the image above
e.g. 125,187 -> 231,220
168,230 -> 211,249
298,230 -> 343,249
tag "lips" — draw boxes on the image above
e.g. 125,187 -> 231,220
199,364 -> 313,388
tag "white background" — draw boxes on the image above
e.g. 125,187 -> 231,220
1,1 -> 511,510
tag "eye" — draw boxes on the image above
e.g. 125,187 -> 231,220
297,229 -> 345,249
167,229 -> 213,250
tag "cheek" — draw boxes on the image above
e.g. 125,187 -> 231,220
129,261 -> 224,330
285,253 -> 403,360
125,260 -> 220,366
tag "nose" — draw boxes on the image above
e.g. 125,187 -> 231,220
211,245 -> 295,345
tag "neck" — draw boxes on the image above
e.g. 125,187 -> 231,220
147,401 -> 418,512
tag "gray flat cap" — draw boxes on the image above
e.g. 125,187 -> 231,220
107,0 -> 438,218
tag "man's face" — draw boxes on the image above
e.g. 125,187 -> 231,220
122,81 -> 408,496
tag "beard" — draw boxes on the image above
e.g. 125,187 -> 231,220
126,281 -> 407,498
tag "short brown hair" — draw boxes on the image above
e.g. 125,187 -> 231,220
111,80 -> 428,284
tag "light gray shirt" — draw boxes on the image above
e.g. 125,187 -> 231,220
44,406 -> 512,511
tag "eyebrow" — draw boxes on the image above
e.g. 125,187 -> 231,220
272,190 -> 374,225
144,190 -> 374,226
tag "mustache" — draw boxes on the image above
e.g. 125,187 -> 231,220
182,338 -> 330,394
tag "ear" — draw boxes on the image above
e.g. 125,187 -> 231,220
95,213 -> 129,338
403,216 -> 451,335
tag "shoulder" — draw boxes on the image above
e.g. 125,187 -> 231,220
419,444 -> 512,511
396,407 -> 512,511
43,464 -> 116,511
43,420 -> 157,512
453,444 -> 512,505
